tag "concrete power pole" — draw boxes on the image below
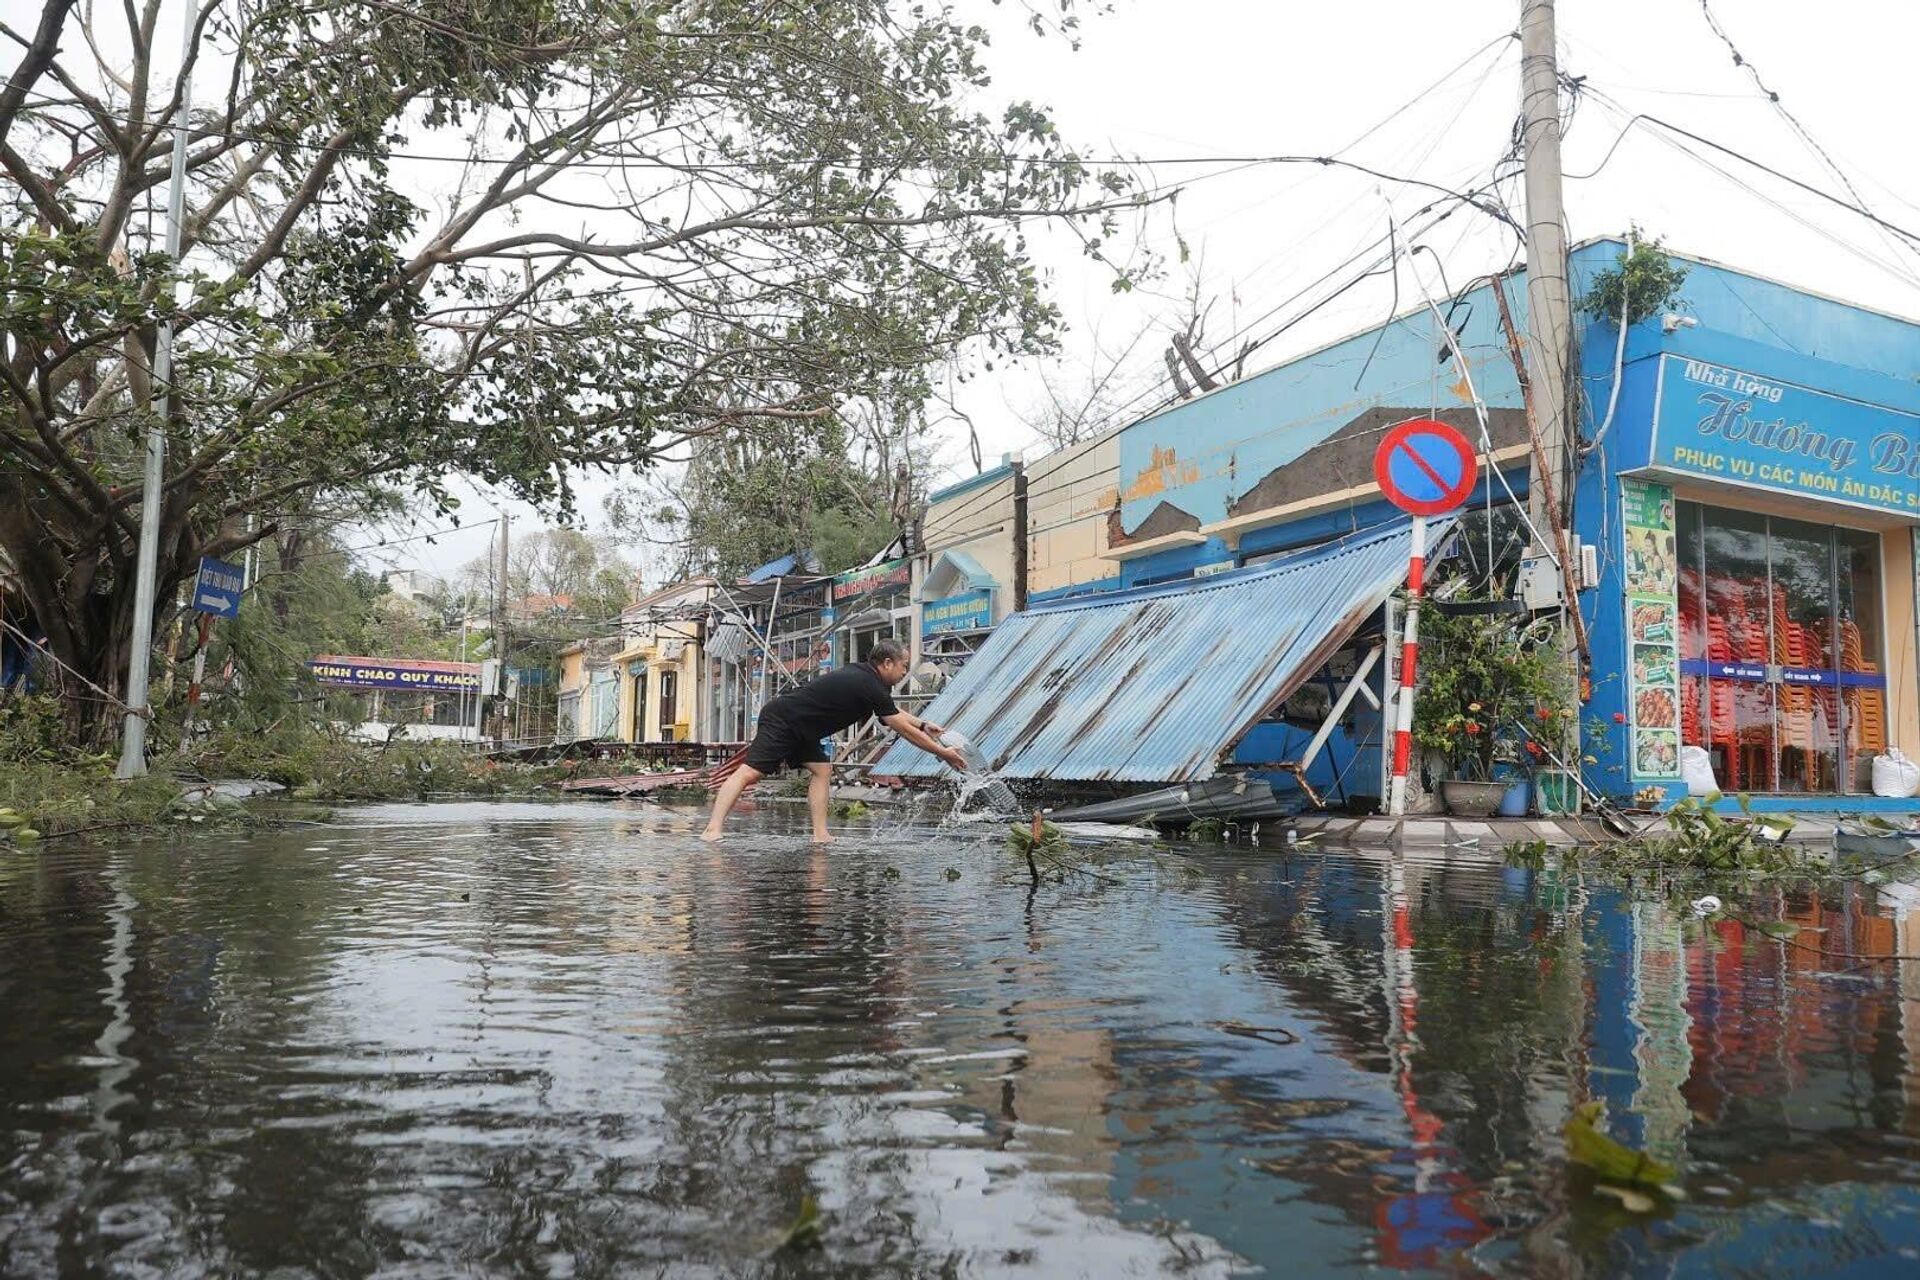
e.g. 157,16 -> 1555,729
493,512 -> 509,744
115,2 -> 197,779
1520,0 -> 1573,542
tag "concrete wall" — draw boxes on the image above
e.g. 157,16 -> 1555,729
1025,432 -> 1122,599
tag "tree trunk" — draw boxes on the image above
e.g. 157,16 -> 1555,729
0,505 -> 193,751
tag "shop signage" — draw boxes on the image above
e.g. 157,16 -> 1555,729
1648,355 -> 1920,516
1621,479 -> 1681,781
832,558 -> 911,601
308,656 -> 482,692
922,589 -> 993,635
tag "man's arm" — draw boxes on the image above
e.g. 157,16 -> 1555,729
882,711 -> 967,770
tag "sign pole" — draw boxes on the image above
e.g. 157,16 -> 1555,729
179,613 -> 214,751
115,0 -> 198,779
1371,417 -> 1477,818
1387,515 -> 1427,817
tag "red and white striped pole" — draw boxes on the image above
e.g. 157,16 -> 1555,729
1387,515 -> 1427,816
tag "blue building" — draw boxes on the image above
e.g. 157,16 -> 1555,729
1079,238 -> 1918,811
887,241 -> 1904,821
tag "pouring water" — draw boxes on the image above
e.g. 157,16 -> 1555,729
941,729 -> 1019,816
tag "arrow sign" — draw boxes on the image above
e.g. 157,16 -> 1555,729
1373,419 -> 1479,517
192,556 -> 244,618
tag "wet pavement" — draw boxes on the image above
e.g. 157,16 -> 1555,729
5,800 -> 1920,1277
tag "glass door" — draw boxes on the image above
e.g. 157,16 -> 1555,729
1676,502 -> 1887,793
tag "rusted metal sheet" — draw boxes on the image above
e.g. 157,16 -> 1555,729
874,519 -> 1441,784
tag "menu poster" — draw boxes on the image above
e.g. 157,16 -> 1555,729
1622,478 -> 1681,780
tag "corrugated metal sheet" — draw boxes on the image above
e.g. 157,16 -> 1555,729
706,623 -> 751,663
874,519 -> 1440,784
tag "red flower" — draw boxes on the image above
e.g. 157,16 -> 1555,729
1536,708 -> 1552,721
1613,712 -> 1627,724
1464,722 -> 1482,736
1526,741 -> 1543,756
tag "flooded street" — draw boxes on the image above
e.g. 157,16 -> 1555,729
6,802 -> 1920,1276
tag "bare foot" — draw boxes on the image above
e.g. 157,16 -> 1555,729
700,828 -> 724,842
809,833 -> 835,846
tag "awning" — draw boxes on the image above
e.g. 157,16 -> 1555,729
873,519 -> 1440,784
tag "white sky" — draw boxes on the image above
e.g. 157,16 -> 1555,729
275,0 -> 1920,582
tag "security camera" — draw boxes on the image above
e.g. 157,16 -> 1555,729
1661,313 -> 1699,334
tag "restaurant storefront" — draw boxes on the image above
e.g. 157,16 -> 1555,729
1606,344 -> 1920,804
917,549 -> 1001,677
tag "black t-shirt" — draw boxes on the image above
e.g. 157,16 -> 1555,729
761,663 -> 900,740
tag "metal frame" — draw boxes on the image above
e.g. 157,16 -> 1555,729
1266,644 -> 1384,809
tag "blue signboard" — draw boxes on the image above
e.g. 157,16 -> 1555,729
922,588 -> 993,635
1647,355 -> 1920,516
192,556 -> 245,617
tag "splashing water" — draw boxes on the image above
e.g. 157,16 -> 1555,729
942,730 -> 1020,816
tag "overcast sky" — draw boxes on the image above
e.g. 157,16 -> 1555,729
310,0 -> 1920,581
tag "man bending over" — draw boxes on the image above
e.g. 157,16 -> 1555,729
701,639 -> 967,842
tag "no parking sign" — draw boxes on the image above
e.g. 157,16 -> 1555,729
1373,419 -> 1479,517
1372,418 -> 1479,817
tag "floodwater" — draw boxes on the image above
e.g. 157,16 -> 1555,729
5,803 -> 1920,1277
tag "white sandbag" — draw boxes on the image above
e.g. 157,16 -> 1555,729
1871,748 -> 1920,798
1679,745 -> 1720,797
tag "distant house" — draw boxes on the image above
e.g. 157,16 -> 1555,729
383,568 -> 443,604
555,638 -> 620,741
613,580 -> 716,743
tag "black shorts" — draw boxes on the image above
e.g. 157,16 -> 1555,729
743,712 -> 830,773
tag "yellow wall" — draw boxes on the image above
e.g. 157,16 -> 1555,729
613,619 -> 705,741
1884,528 -> 1918,753
1025,433 -> 1121,596
557,647 -> 589,695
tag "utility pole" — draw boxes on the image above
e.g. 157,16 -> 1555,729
1520,0 -> 1572,543
116,1 -> 197,779
1010,458 -> 1029,612
493,511 -> 509,744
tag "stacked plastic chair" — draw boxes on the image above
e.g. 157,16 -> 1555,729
1773,586 -> 1817,787
1840,619 -> 1886,769
1679,577 -> 1704,747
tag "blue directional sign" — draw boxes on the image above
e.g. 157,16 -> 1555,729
192,555 -> 244,618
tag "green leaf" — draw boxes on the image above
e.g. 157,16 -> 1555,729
778,1195 -> 823,1251
1564,1101 -> 1677,1189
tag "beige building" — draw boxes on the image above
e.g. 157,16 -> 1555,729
555,638 -> 620,741
910,434 -> 1125,679
613,580 -> 716,743
1023,431 -> 1122,599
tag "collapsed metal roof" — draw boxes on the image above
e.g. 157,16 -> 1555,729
874,519 -> 1439,784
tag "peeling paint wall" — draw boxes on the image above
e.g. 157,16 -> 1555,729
1024,432 -> 1122,598
1115,291 -> 1526,542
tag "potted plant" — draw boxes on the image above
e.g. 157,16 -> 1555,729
1412,609 -> 1575,817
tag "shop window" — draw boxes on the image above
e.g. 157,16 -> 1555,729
1676,501 -> 1888,794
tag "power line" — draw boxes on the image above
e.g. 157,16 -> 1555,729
13,88 -> 1536,189
1692,1 -> 1920,278
1570,88 -> 1920,291
1569,102 -> 1920,252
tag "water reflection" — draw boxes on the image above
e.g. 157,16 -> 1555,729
4,802 -> 1920,1275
